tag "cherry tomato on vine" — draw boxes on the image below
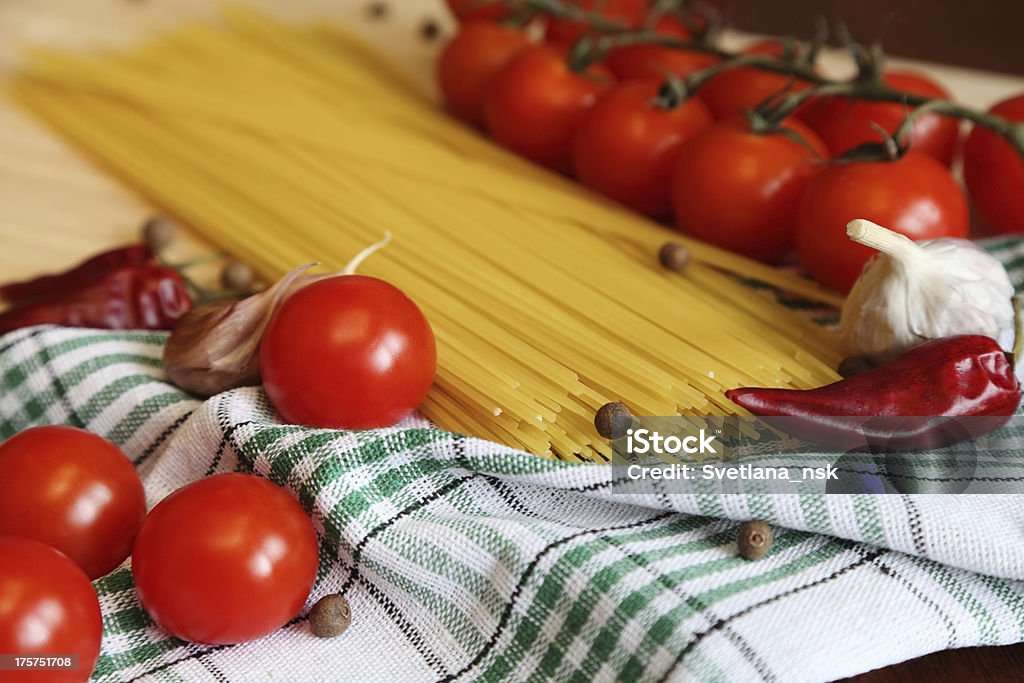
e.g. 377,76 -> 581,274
697,41 -> 813,119
0,425 -> 146,580
544,0 -> 646,45
0,536 -> 102,683
963,94 -> 1024,234
437,21 -> 532,127
573,80 -> 713,217
796,71 -> 959,165
605,16 -> 719,82
445,0 -> 506,23
670,116 -> 828,262
132,474 -> 318,645
795,150 -> 969,293
261,275 -> 436,429
606,45 -> 719,83
485,44 -> 613,173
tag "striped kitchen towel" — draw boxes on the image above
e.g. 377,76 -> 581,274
1,328 -> 1023,683
1,237 -> 1023,682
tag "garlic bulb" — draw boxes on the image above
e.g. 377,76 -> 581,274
840,219 -> 1015,364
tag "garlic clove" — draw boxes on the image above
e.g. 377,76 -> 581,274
163,264 -> 326,396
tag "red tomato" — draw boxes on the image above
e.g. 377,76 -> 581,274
743,39 -> 787,58
698,64 -> 812,120
606,45 -> 719,82
132,474 -> 318,645
485,44 -> 613,173
796,71 -> 959,165
437,22 -> 532,127
0,536 -> 102,683
445,0 -> 506,23
572,81 -> 713,217
545,0 -> 646,45
670,117 -> 828,262
795,150 -> 969,293
0,425 -> 146,580
260,275 -> 436,429
963,94 -> 1024,234
605,14 -> 718,82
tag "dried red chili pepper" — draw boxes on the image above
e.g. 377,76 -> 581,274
726,335 -> 1021,451
0,245 -> 155,305
0,266 -> 192,335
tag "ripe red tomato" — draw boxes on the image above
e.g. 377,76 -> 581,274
260,275 -> 436,429
669,116 -> 828,262
437,22 -> 532,127
796,71 -> 959,165
573,81 -> 713,217
445,0 -> 506,23
0,536 -> 102,683
545,0 -> 646,45
605,15 -> 719,82
795,150 -> 969,293
0,425 -> 146,580
963,94 -> 1024,234
485,44 -> 613,173
697,43 -> 813,119
605,45 -> 719,82
132,474 -> 318,645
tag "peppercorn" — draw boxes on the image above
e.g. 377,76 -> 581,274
595,401 -> 632,439
420,19 -> 441,41
142,216 -> 177,253
367,2 -> 388,19
220,261 -> 255,292
837,355 -> 875,378
658,242 -> 691,273
309,594 -> 351,638
737,520 -> 773,560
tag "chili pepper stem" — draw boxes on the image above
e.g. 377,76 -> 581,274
846,219 -> 923,262
342,231 -> 392,276
1012,295 -> 1023,369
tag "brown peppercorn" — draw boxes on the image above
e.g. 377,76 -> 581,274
141,216 -> 176,252
309,594 -> 351,638
220,261 -> 255,292
594,401 -> 632,439
837,355 -> 875,378
420,19 -> 441,41
367,2 -> 388,19
737,520 -> 773,560
658,242 -> 691,272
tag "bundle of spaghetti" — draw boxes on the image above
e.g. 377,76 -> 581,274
11,9 -> 844,461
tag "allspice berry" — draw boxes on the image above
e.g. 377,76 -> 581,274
141,216 -> 177,252
220,261 -> 255,292
309,593 -> 351,638
367,2 -> 388,19
420,19 -> 441,41
595,401 -> 632,439
658,242 -> 691,272
837,355 -> 875,378
737,520 -> 773,560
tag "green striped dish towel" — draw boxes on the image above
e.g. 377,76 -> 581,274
2,238 -> 1024,682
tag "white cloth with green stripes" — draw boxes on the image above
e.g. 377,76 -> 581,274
2,237 -> 1024,682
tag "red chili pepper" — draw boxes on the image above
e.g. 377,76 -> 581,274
0,244 -> 155,305
0,266 -> 192,335
726,335 -> 1021,450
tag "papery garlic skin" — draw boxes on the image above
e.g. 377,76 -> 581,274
840,219 -> 1014,364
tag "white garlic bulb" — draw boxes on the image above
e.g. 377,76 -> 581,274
840,219 -> 1015,364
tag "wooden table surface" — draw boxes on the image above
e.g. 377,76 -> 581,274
1,1 -> 1022,681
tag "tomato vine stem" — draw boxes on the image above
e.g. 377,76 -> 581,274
507,0 -> 1024,159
